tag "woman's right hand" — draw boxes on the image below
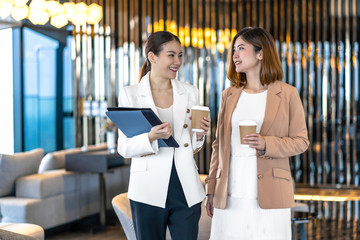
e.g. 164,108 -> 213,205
206,194 -> 214,217
148,122 -> 173,143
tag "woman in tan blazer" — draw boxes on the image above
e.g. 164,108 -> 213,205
205,27 -> 309,239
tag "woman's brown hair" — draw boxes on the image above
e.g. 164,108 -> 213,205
139,31 -> 181,82
227,27 -> 283,88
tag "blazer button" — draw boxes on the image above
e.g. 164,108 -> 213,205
187,109 -> 190,113
183,124 -> 188,128
184,143 -> 189,147
257,174 -> 263,180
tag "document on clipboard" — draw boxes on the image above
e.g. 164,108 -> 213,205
106,107 -> 179,148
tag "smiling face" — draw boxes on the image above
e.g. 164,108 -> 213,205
232,36 -> 263,74
148,40 -> 183,80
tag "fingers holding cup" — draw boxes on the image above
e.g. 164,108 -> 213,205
191,106 -> 210,134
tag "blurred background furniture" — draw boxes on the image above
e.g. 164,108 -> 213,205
0,144 -> 130,232
291,202 -> 315,240
0,223 -> 44,240
65,149 -> 126,230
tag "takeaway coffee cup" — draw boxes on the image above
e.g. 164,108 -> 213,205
191,106 -> 210,132
239,120 -> 257,146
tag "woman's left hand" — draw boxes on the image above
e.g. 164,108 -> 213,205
243,133 -> 266,151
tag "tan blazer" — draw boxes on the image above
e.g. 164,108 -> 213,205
205,81 -> 309,209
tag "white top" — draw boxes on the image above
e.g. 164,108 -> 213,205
156,105 -> 174,130
229,90 -> 267,199
230,90 -> 267,158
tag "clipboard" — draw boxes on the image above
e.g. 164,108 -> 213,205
106,107 -> 179,148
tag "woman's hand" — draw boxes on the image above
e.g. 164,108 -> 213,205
148,122 -> 173,143
206,194 -> 214,217
190,117 -> 210,140
243,133 -> 266,151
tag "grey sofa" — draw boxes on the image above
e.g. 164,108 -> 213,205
0,144 -> 130,231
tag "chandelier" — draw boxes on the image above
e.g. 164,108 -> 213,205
0,0 -> 102,28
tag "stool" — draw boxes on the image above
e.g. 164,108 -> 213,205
0,223 -> 44,240
112,193 -> 136,240
291,202 -> 314,240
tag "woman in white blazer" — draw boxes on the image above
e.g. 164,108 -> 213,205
117,31 -> 210,240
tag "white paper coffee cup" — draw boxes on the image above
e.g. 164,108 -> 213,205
191,106 -> 210,132
239,120 -> 257,146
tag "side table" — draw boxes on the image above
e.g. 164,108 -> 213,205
65,150 -> 127,231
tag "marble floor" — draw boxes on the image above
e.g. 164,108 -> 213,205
46,187 -> 360,240
294,187 -> 360,239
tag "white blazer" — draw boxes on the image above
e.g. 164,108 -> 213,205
117,72 -> 206,208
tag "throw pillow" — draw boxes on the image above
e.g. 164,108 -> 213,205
0,148 -> 44,197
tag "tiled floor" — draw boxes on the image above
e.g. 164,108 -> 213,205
46,188 -> 360,239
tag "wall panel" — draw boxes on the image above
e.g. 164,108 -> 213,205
73,0 -> 360,187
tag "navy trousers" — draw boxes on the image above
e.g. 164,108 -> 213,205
130,162 -> 202,240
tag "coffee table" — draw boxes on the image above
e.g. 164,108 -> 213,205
65,149 -> 126,231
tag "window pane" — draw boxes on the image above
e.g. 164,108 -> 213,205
63,35 -> 74,148
0,28 -> 14,154
23,28 -> 58,152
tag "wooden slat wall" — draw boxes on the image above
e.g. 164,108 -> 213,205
73,0 -> 360,187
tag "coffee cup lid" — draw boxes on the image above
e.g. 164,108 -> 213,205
191,105 -> 210,111
238,120 -> 257,126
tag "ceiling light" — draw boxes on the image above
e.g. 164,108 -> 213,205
87,3 -> 102,25
51,12 -> 67,28
11,5 -> 29,21
0,0 -> 13,19
69,2 -> 88,26
28,6 -> 49,25
46,0 -> 60,17
14,0 -> 29,7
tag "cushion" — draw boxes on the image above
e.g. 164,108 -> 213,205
38,148 -> 81,173
38,143 -> 107,173
16,170 -> 78,199
0,149 -> 44,197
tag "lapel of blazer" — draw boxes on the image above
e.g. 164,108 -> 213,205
136,73 -> 158,116
223,86 -> 242,141
260,81 -> 282,135
172,80 -> 188,141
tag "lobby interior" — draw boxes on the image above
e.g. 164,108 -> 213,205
0,0 -> 360,239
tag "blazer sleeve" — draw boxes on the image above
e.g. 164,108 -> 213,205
205,90 -> 225,195
263,87 -> 310,158
116,87 -> 159,159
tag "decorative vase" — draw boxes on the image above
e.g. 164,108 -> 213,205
106,131 -> 116,153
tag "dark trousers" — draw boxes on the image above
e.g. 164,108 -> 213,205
130,162 -> 202,240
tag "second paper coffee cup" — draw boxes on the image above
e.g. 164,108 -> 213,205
191,106 -> 210,132
239,120 -> 257,146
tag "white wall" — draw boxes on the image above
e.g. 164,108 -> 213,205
0,28 -> 14,154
